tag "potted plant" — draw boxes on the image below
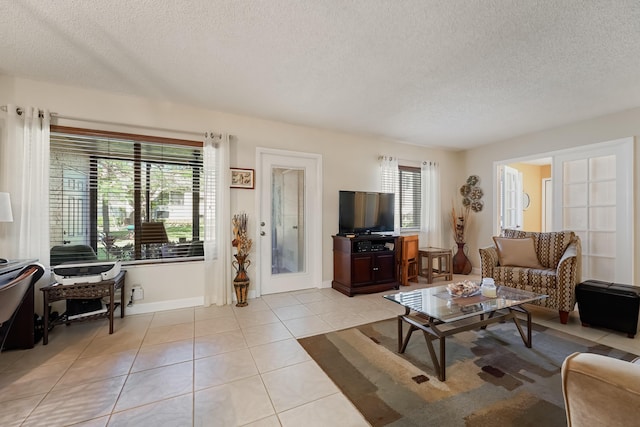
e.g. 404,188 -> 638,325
451,175 -> 484,275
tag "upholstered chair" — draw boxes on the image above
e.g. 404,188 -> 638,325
562,352 -> 640,426
479,230 -> 581,324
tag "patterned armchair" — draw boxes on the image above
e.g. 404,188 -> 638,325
479,230 -> 581,324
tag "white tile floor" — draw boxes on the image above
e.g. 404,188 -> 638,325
1,274 -> 639,426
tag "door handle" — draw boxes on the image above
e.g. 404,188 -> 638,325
292,225 -> 298,229
260,231 -> 266,236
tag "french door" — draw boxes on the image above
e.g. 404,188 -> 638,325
552,137 -> 634,283
257,148 -> 322,294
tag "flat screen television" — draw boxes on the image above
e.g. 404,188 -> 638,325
339,190 -> 395,235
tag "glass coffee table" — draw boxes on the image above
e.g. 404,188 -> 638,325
384,285 -> 547,381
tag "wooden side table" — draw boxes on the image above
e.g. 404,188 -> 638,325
418,247 -> 453,284
41,271 -> 126,345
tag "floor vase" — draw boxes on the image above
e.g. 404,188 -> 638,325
233,254 -> 250,307
452,242 -> 472,275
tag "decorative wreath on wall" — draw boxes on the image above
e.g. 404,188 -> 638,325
460,175 -> 484,212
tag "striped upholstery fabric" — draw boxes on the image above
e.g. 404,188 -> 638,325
479,230 -> 581,316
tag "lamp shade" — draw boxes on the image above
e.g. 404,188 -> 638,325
0,192 -> 13,222
140,222 -> 169,244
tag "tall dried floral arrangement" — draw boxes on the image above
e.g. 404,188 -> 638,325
232,212 -> 252,257
451,203 -> 471,244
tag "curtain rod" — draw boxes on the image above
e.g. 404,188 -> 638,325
0,104 -> 57,117
0,104 -> 221,139
378,155 -> 438,166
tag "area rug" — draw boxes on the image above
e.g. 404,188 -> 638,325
298,318 -> 638,427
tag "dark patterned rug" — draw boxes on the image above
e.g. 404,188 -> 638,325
298,318 -> 638,427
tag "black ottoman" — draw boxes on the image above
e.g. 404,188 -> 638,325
576,280 -> 640,338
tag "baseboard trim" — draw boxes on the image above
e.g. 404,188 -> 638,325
124,296 -> 204,315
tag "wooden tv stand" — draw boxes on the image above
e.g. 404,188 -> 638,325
332,235 -> 399,296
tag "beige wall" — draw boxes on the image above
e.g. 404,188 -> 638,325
464,109 -> 639,285
0,75 -> 462,310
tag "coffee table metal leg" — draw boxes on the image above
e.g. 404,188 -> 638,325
400,323 -> 418,353
423,332 -> 445,381
397,315 -> 403,352
509,306 -> 532,348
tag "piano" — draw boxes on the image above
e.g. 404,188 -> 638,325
0,259 -> 42,351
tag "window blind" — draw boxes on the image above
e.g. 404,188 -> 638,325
49,126 -> 203,263
399,166 -> 421,229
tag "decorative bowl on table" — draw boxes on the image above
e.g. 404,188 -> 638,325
447,280 -> 481,297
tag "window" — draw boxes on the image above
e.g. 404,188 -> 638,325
49,126 -> 204,264
399,166 -> 421,229
380,157 -> 422,231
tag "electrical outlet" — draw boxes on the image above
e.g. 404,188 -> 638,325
132,285 -> 144,301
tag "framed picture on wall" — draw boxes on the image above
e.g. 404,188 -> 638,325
230,168 -> 255,189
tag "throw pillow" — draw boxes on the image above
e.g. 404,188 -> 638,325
492,236 -> 544,268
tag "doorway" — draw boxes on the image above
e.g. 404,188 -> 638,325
495,138 -> 634,283
256,148 -> 322,295
497,159 -> 551,233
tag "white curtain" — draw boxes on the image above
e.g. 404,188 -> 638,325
203,132 -> 231,306
420,161 -> 442,247
379,156 -> 400,234
2,105 -> 51,264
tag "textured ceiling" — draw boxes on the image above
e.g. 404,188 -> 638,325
1,1 -> 640,150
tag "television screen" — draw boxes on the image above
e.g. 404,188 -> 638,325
339,191 -> 395,235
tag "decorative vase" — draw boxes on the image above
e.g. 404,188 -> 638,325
232,254 -> 251,307
452,242 -> 472,275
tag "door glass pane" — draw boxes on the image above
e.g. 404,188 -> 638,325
563,207 -> 587,229
589,155 -> 615,180
590,206 -> 615,230
563,183 -> 587,206
590,256 -> 615,279
564,159 -> 587,183
589,231 -> 616,256
271,167 -> 305,275
589,181 -> 615,205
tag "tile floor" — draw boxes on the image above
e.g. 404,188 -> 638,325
1,274 -> 639,427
